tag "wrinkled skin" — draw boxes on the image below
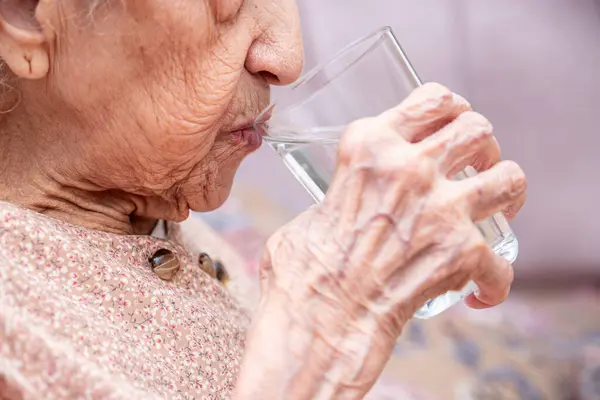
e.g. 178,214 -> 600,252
0,1 -> 527,398
236,83 -> 527,399
0,0 -> 302,233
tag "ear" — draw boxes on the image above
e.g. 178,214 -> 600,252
0,0 -> 49,79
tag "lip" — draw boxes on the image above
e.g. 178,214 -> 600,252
229,126 -> 263,149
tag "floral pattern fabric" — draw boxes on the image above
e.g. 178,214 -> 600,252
0,202 -> 249,400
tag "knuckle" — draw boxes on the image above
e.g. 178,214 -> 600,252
456,235 -> 489,272
457,111 -> 494,136
404,83 -> 454,115
339,118 -> 377,161
501,160 -> 528,195
448,274 -> 471,293
420,82 -> 453,103
469,236 -> 489,256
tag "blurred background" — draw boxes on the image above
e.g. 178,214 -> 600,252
195,1 -> 600,398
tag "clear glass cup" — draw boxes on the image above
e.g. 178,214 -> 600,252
254,27 -> 518,319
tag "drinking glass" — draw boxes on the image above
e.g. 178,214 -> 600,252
253,27 -> 518,319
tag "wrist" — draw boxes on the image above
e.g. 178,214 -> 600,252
235,286 -> 399,399
234,288 -> 319,398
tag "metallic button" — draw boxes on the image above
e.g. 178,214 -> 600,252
198,253 -> 217,278
214,260 -> 229,285
149,249 -> 180,281
198,253 -> 229,284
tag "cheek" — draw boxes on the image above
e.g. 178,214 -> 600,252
140,31 -> 254,136
124,43 -> 254,173
83,3 -> 255,184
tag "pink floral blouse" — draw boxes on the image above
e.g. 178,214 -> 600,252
0,201 -> 253,400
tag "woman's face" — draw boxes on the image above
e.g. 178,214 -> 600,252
1,0 -> 303,220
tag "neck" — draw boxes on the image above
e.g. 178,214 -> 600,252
0,111 -> 157,235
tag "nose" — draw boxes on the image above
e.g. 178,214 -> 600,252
245,3 -> 304,85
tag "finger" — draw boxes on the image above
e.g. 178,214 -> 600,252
330,118 -> 416,229
414,270 -> 472,314
465,246 -> 514,309
383,227 -> 481,311
380,82 -> 472,143
455,160 -> 527,222
327,118 -> 381,229
417,111 -> 501,177
328,150 -> 432,264
338,144 -> 438,276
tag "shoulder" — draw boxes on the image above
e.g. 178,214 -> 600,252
0,201 -> 60,239
0,201 -> 96,298
0,201 -> 73,261
0,201 -> 42,258
0,200 -> 34,230
0,202 -> 67,293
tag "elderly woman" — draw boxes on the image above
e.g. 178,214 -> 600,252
0,0 -> 526,399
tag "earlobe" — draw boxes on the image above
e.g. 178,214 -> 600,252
0,2 -> 50,80
0,33 -> 49,79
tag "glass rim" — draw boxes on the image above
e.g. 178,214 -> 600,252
254,26 -> 420,135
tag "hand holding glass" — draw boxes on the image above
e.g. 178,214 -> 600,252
254,27 -> 518,319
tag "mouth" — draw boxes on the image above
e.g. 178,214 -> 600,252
227,123 -> 263,149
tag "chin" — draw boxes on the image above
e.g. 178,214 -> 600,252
183,151 -> 249,213
187,181 -> 235,213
